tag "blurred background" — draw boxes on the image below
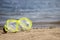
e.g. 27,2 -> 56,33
0,0 -> 60,28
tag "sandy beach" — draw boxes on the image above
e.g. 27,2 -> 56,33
0,0 -> 60,40
0,28 -> 60,40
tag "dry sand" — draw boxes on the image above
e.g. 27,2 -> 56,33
0,28 -> 60,40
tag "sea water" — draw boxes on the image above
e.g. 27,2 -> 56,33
0,0 -> 60,28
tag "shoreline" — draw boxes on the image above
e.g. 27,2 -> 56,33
0,21 -> 60,29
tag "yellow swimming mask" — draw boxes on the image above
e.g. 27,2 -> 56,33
4,17 -> 32,33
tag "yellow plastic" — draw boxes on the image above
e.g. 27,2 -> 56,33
18,17 -> 32,31
4,17 -> 32,33
4,19 -> 19,32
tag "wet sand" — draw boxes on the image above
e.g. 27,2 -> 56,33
32,22 -> 60,29
0,28 -> 60,40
